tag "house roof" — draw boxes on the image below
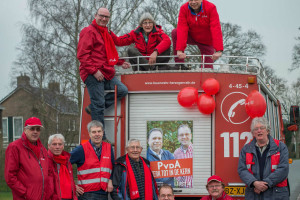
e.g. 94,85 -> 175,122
0,85 -> 78,115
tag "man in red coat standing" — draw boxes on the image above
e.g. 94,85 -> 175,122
5,117 -> 49,200
77,7 -> 131,140
172,0 -> 223,69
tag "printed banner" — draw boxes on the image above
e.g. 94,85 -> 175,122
150,158 -> 193,178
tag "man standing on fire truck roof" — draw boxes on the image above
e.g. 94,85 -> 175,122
238,117 -> 289,200
5,117 -> 49,200
70,120 -> 114,200
172,0 -> 223,68
77,7 -> 130,140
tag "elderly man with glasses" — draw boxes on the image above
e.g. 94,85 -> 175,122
78,7 -> 130,140
5,117 -> 50,200
238,117 -> 289,200
202,175 -> 233,200
111,139 -> 159,200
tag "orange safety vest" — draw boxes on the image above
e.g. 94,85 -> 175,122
246,139 -> 287,187
77,141 -> 112,192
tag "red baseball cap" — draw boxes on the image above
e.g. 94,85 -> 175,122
24,117 -> 43,127
207,175 -> 223,184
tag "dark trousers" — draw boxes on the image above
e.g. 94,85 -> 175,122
171,28 -> 215,68
78,192 -> 108,200
85,75 -> 128,137
127,46 -> 171,71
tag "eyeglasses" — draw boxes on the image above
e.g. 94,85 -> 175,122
128,146 -> 142,150
27,127 -> 41,132
208,184 -> 222,189
253,126 -> 267,131
142,21 -> 153,25
97,14 -> 110,19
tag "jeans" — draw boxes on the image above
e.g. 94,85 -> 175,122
78,192 -> 108,200
85,75 -> 128,136
172,28 -> 215,68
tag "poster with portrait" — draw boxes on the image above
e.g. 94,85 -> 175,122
147,120 -> 193,188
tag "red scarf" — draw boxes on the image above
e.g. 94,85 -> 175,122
22,132 -> 41,158
126,154 -> 153,200
92,19 -> 119,65
53,154 -> 72,199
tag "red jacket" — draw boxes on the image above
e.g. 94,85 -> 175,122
47,150 -> 78,200
77,141 -> 112,192
177,0 -> 223,52
111,25 -> 171,58
5,133 -> 49,200
201,191 -> 234,200
77,24 -> 124,82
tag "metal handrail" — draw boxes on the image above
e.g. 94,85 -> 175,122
118,54 -> 263,73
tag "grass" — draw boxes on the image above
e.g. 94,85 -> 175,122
0,192 -> 13,200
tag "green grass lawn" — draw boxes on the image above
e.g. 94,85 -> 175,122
0,192 -> 13,200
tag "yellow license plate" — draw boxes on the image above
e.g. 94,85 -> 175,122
225,186 -> 245,196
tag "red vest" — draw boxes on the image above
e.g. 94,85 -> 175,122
246,139 -> 287,187
77,141 -> 112,192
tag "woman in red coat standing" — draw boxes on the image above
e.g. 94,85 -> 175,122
48,134 -> 78,200
111,12 -> 171,71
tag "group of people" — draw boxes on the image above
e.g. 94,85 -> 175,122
147,125 -> 193,188
79,0 -> 224,137
5,116 -> 289,200
4,0 -> 290,199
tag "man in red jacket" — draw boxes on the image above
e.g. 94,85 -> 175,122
5,117 -> 49,200
172,0 -> 223,68
201,175 -> 233,200
77,7 -> 130,140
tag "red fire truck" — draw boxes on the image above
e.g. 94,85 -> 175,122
79,56 -> 285,199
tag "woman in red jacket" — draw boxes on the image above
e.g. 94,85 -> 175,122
48,134 -> 78,200
111,12 -> 171,71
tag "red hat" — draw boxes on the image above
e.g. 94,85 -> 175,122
207,175 -> 223,184
24,117 -> 43,127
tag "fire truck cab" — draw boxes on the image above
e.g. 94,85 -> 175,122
79,56 -> 285,199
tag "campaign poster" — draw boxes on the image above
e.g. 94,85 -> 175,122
147,120 -> 193,188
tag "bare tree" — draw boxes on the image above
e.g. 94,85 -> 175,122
290,27 -> 300,71
12,0 -> 146,112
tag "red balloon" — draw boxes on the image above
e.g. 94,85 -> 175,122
197,94 -> 216,114
202,78 -> 220,95
177,87 -> 198,107
245,90 -> 267,118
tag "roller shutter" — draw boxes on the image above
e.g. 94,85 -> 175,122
128,93 -> 212,195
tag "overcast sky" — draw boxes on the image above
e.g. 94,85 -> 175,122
0,0 -> 300,100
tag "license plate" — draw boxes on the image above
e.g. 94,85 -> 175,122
225,186 -> 245,196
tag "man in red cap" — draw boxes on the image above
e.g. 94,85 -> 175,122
201,175 -> 233,200
5,117 -> 50,200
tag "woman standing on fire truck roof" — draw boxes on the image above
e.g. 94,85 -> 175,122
110,12 -> 171,71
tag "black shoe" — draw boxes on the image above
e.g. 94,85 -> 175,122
85,105 -> 91,115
